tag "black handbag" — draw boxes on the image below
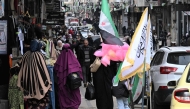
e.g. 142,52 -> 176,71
66,72 -> 82,90
85,83 -> 95,100
0,99 -> 8,109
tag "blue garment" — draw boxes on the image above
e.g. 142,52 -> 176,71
30,39 -> 42,52
117,97 -> 130,109
46,65 -> 56,109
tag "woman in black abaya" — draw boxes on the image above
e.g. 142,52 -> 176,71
92,38 -> 117,109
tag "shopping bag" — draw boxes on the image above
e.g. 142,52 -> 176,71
90,57 -> 101,73
85,83 -> 95,100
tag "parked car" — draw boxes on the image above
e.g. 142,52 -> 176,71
65,17 -> 75,27
68,22 -> 79,29
80,29 -> 94,38
170,63 -> 190,109
150,46 -> 190,109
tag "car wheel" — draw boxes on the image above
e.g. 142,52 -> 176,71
151,89 -> 159,109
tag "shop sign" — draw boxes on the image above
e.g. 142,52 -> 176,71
47,12 -> 65,19
54,1 -> 60,11
152,7 -> 163,13
43,20 -> 65,25
175,4 -> 190,11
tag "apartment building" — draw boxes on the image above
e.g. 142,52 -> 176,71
110,0 -> 190,45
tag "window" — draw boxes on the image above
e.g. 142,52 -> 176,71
151,51 -> 165,66
167,52 -> 190,65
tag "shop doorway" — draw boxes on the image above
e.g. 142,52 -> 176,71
157,19 -> 163,37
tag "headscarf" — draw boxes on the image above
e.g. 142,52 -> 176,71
54,44 -> 82,85
30,39 -> 42,52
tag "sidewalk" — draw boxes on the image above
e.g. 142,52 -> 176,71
79,85 -> 118,109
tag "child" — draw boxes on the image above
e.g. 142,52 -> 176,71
112,77 -> 130,109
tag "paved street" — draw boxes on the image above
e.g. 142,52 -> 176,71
79,85 -> 119,109
79,84 -> 170,109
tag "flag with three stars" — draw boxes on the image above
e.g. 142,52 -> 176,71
98,0 -> 123,46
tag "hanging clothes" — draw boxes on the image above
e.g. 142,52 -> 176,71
8,75 -> 24,109
18,28 -> 24,55
44,39 -> 58,109
17,39 -> 52,100
45,39 -> 58,66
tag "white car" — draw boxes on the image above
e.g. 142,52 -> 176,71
65,17 -> 75,26
65,12 -> 73,17
68,22 -> 79,29
150,46 -> 190,109
80,29 -> 94,38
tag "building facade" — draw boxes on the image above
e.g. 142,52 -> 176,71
110,0 -> 190,45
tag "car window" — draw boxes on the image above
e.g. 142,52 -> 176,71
151,52 -> 165,66
151,53 -> 158,66
167,52 -> 190,65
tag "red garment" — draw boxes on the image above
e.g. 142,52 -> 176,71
69,29 -> 74,35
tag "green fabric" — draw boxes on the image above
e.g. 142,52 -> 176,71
131,74 -> 140,97
8,75 -> 24,109
128,74 -> 140,103
46,40 -> 50,59
101,0 -> 119,37
113,62 -> 123,86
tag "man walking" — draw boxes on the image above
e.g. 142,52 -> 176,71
78,39 -> 94,87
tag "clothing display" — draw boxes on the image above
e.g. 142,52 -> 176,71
8,75 -> 24,109
46,65 -> 55,109
45,39 -> 58,66
17,39 -> 52,100
54,44 -> 83,109
18,28 -> 24,55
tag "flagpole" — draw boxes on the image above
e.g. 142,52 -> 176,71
141,13 -> 151,109
129,83 -> 134,109
141,58 -> 146,109
149,70 -> 152,109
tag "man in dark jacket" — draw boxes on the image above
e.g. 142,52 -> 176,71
87,35 -> 93,46
77,39 -> 94,87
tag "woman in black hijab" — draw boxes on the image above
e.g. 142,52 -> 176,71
92,38 -> 117,109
